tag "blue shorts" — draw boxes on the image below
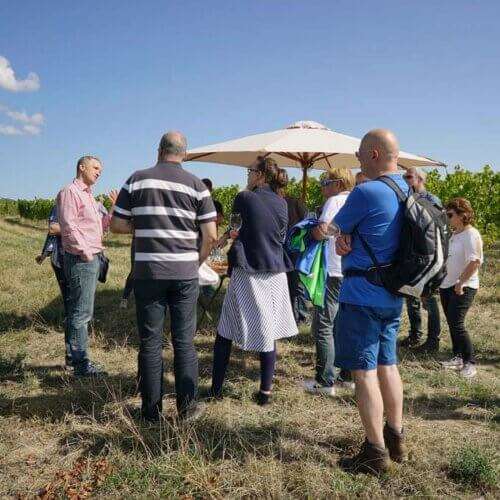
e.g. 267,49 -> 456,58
334,302 -> 402,371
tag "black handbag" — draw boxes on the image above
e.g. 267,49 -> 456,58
98,253 -> 110,283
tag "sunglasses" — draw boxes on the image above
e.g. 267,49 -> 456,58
320,178 -> 341,187
403,174 -> 415,180
446,211 -> 455,219
247,168 -> 259,174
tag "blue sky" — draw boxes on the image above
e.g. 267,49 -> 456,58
0,0 -> 498,199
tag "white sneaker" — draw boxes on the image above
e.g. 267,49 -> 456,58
335,379 -> 355,390
440,356 -> 463,370
460,363 -> 477,379
302,379 -> 336,397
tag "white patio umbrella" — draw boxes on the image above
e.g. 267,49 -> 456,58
186,121 -> 445,199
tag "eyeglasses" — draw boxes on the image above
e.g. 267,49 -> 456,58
320,178 -> 341,187
446,211 -> 455,219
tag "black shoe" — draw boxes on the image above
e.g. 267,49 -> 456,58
179,402 -> 206,423
254,391 -> 272,406
399,336 -> 420,348
74,361 -> 108,378
416,340 -> 439,353
64,356 -> 73,371
202,387 -> 224,401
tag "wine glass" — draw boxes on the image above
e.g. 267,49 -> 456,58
229,213 -> 242,232
325,221 -> 340,237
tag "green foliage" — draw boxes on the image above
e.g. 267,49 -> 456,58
17,198 -> 54,220
17,195 -> 112,220
285,176 -> 323,211
426,165 -> 499,245
212,184 -> 239,225
0,198 -> 18,216
448,445 -> 498,490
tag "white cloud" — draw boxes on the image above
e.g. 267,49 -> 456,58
0,104 -> 45,135
0,124 -> 23,135
0,55 -> 40,92
22,124 -> 41,135
5,109 -> 44,126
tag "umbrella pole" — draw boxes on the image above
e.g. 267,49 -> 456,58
301,164 -> 308,202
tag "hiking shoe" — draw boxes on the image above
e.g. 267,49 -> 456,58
383,423 -> 407,463
119,298 -> 128,309
399,336 -> 420,348
302,379 -> 336,397
339,440 -> 390,475
441,356 -> 463,370
254,391 -> 272,406
74,361 -> 108,378
179,402 -> 206,423
459,362 -> 477,379
416,340 -> 439,353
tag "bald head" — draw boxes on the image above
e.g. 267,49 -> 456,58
158,131 -> 187,161
357,128 -> 400,178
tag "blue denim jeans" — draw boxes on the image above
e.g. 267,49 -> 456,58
311,276 -> 343,386
406,295 -> 441,343
64,253 -> 100,368
134,279 -> 199,420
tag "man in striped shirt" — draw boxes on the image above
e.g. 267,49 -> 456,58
111,131 -> 217,422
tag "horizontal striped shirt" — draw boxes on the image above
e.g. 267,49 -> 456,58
114,162 -> 216,280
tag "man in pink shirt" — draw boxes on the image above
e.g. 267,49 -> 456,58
57,155 -> 117,377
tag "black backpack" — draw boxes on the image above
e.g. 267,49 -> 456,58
347,175 -> 450,298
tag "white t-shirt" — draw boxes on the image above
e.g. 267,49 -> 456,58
319,192 -> 349,277
440,226 -> 483,289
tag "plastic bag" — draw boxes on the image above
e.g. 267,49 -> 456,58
198,262 -> 220,286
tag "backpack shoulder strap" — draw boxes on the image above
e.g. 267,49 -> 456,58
376,175 -> 408,202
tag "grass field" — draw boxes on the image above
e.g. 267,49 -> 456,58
0,216 -> 498,498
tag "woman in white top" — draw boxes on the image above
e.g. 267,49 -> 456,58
303,167 -> 355,396
440,197 -> 483,378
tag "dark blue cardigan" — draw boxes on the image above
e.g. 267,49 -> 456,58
227,186 -> 293,274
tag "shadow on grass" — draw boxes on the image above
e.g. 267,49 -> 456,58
3,217 -> 46,232
0,311 -> 35,333
0,364 -> 139,421
406,393 -> 500,422
57,412 -> 353,468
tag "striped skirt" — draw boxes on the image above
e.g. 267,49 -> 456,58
218,267 -> 298,352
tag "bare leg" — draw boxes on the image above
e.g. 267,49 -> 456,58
377,364 -> 403,432
352,369 -> 385,447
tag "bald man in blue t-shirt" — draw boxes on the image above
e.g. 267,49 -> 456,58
333,129 -> 408,474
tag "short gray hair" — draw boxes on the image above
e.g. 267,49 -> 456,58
158,131 -> 187,158
76,155 -> 101,174
408,166 -> 427,182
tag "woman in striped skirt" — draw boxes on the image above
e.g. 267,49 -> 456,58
210,157 -> 298,405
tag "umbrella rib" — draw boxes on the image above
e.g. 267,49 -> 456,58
187,153 -> 213,161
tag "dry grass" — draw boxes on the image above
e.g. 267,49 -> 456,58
0,216 -> 498,498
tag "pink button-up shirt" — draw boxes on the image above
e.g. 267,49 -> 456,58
57,178 -> 110,260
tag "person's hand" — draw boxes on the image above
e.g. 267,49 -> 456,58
81,252 -> 93,262
35,255 -> 43,265
454,282 -> 464,295
229,230 -> 239,239
335,233 -> 352,256
108,189 -> 119,206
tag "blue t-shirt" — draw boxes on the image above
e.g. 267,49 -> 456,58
334,174 -> 409,308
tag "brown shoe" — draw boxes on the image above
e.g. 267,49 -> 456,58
383,423 -> 407,463
339,440 -> 390,475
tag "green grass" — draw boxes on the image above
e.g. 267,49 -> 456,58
0,216 -> 499,498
